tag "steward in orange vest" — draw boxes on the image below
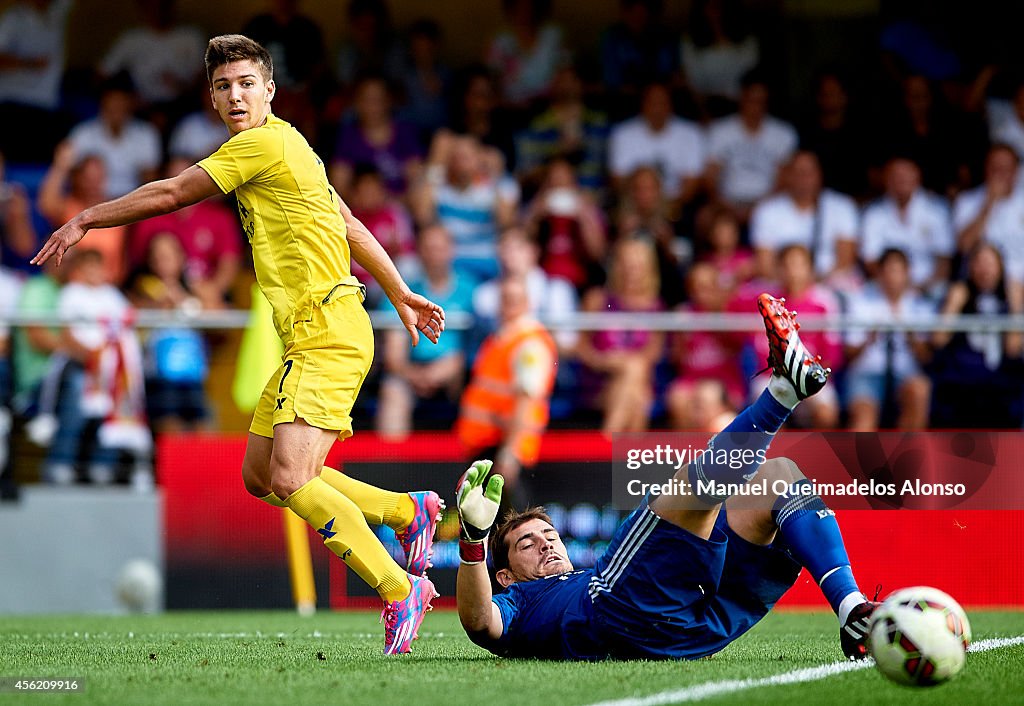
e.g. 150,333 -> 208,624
456,277 -> 558,483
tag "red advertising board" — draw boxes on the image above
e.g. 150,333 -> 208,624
158,432 -> 1024,609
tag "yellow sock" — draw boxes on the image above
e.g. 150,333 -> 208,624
286,476 -> 411,602
319,467 -> 415,530
259,492 -> 287,508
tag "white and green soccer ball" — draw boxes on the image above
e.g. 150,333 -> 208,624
868,586 -> 971,687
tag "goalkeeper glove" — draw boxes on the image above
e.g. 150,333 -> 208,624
456,459 -> 504,564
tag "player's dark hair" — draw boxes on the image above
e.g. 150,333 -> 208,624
204,34 -> 273,84
490,506 -> 554,572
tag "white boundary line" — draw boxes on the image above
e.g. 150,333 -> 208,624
583,636 -> 1024,706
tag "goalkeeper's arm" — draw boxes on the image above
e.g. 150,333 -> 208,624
455,460 -> 504,641
457,553 -> 503,640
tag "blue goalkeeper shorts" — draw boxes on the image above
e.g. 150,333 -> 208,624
587,496 -> 802,659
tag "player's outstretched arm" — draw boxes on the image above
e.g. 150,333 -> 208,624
456,460 -> 504,641
339,198 -> 445,346
31,166 -> 220,268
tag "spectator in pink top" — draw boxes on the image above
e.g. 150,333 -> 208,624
696,206 -> 754,297
740,244 -> 842,428
667,262 -> 745,430
129,157 -> 241,307
577,238 -> 665,434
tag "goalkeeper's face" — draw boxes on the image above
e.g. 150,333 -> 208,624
501,518 -> 573,583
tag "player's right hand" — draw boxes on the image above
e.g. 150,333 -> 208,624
456,460 -> 504,543
395,290 -> 445,347
31,218 -> 87,268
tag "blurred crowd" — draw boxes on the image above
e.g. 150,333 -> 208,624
3,0 -> 1024,485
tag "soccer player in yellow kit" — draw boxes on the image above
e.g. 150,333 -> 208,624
33,35 -> 445,654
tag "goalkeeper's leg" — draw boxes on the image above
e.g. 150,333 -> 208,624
723,457 -> 875,659
650,294 -> 830,536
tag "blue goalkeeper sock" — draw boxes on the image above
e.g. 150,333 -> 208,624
773,479 -> 864,621
688,389 -> 791,502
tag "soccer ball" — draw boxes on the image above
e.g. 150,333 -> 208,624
867,586 -> 971,687
115,559 -> 162,613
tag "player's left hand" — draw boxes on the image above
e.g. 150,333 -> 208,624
31,218 -> 87,268
396,290 -> 445,346
457,460 -> 504,543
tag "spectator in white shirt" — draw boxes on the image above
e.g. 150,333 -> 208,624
473,225 -> 578,354
0,0 -> 73,161
168,87 -> 229,160
989,81 -> 1024,162
67,75 -> 161,198
680,0 -> 759,116
705,69 -> 798,221
99,0 -> 204,112
749,150 -> 858,282
608,82 -> 706,206
844,249 -> 934,431
954,143 -> 1024,299
861,156 -> 953,297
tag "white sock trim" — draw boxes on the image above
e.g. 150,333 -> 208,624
838,590 -> 868,625
819,566 -> 843,585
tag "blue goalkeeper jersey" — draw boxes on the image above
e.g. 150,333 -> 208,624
481,569 -> 606,660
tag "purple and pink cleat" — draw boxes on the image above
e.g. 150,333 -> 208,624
381,574 -> 438,655
396,491 -> 445,577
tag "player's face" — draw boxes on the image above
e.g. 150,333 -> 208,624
210,60 -> 275,135
504,519 -> 573,582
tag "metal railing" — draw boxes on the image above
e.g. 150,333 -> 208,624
3,311 -> 1024,334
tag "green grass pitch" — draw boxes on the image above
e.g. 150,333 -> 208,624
1,610 -> 1021,705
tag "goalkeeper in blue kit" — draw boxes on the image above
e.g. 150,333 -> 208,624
455,295 -> 879,660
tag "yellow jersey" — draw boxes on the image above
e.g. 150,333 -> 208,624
198,114 -> 361,343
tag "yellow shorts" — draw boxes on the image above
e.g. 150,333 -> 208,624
250,293 -> 374,439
